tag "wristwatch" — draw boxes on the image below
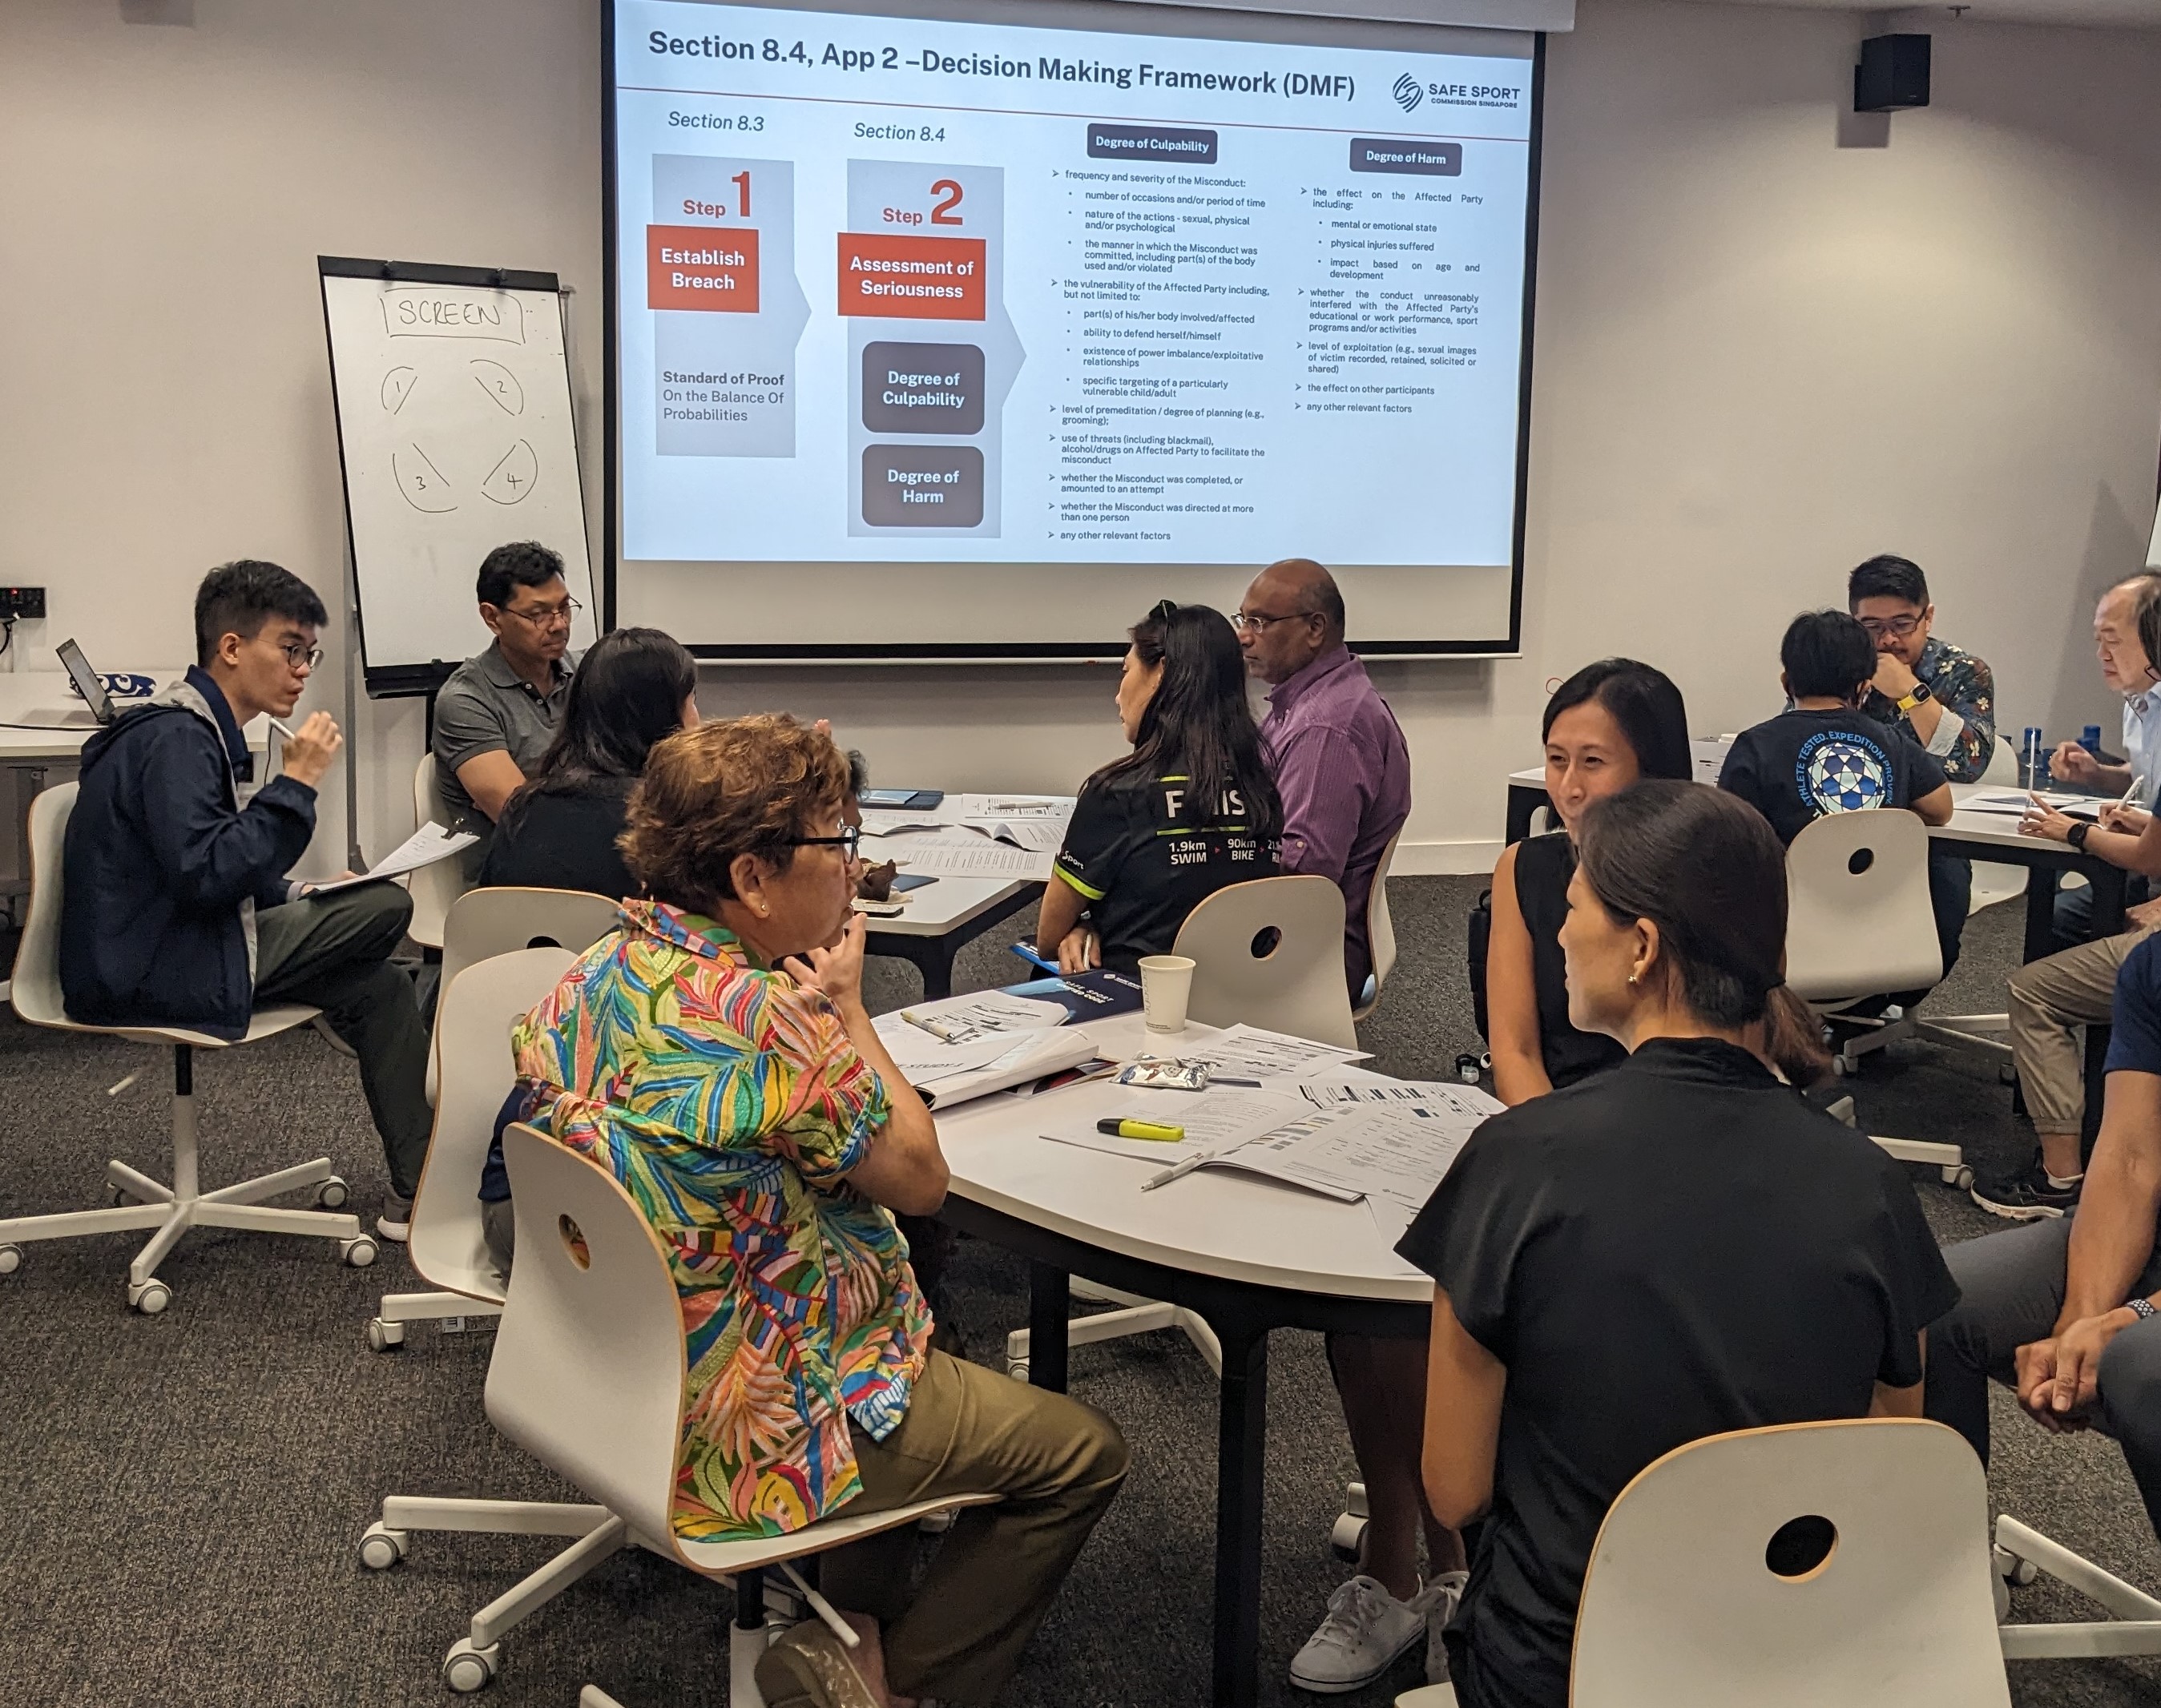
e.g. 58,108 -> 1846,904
1895,681 -> 1933,713
2130,1298 -> 2157,1323
2068,821 -> 2092,851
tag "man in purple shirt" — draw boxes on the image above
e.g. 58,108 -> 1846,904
1238,557 -> 1413,1002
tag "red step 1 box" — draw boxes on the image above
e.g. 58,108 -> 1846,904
647,224 -> 760,312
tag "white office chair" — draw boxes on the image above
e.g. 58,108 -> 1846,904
409,752 -> 470,952
424,886 -> 621,1106
1174,874 -> 1360,1050
1784,810 -> 1967,1186
1003,877 -> 1357,1383
1570,1419 -> 2010,1706
368,946 -> 575,1351
1993,1512 -> 2161,1662
0,784 -> 375,1312
1352,830 -> 1402,1023
362,1122 -> 999,1698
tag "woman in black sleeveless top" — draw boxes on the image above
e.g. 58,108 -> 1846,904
1486,661 -> 1691,1104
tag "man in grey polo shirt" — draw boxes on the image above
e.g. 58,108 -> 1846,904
432,542 -> 576,867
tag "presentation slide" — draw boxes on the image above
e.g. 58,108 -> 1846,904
609,0 -> 1541,657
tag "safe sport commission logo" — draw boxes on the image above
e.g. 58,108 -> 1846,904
1391,71 -> 1422,111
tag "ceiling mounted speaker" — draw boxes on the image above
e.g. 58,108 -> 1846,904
1855,34 -> 1930,113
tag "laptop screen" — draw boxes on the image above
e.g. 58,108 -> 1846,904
56,638 -> 115,726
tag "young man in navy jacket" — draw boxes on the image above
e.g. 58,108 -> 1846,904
61,561 -> 431,1242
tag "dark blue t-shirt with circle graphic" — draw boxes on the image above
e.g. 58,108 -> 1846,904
1716,707 -> 1949,847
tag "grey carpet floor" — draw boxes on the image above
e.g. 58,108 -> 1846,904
2,877 -> 2159,1706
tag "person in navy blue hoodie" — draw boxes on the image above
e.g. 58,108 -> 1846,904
62,561 -> 433,1243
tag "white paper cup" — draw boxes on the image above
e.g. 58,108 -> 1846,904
1138,954 -> 1197,1033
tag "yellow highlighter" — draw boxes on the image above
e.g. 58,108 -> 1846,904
1098,1117 -> 1186,1142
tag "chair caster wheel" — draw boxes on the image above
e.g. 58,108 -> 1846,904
1943,1165 -> 1975,1190
366,1317 -> 406,1352
1831,1057 -> 1850,1078
358,1521 -> 409,1570
1006,1358 -> 1030,1383
1994,1545 -> 2038,1586
110,1186 -> 135,1207
1329,1512 -> 1369,1564
128,1277 -> 172,1315
443,1638 -> 501,1693
316,1175 -> 349,1209
341,1235 -> 380,1269
0,1243 -> 20,1276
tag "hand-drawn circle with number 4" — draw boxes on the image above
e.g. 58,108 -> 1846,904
482,440 -> 539,506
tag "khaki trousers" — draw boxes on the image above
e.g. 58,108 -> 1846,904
819,1349 -> 1129,1704
2007,922 -> 2159,1135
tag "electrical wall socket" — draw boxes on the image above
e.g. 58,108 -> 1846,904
0,587 -> 47,620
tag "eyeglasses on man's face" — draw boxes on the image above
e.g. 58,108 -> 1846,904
269,635 -> 325,671
498,595 -> 582,632
788,825 -> 864,862
1230,609 -> 1318,634
1857,614 -> 1924,640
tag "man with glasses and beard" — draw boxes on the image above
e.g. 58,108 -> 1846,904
432,541 -> 582,868
1849,553 -> 1998,979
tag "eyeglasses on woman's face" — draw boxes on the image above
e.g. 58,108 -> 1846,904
788,825 -> 864,863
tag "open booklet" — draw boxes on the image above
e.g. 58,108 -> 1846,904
1040,1072 -> 1502,1233
871,989 -> 1099,1110
305,821 -> 477,895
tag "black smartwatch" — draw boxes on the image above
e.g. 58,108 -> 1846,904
2068,820 -> 2092,851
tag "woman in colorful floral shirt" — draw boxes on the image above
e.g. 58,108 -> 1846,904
512,713 -> 1127,1708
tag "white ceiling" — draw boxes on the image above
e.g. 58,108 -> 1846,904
1675,0 -> 2161,26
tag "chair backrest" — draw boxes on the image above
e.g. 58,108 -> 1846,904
10,782 -> 75,1029
1171,875 -> 1357,1050
1782,811 -> 1941,1003
438,886 -> 621,1005
1571,1419 -> 2010,1707
490,1122 -> 686,1551
407,752 -> 470,950
1980,737 -> 2021,787
410,946 -> 578,1301
1354,829 -> 1403,1019
425,886 -> 619,1106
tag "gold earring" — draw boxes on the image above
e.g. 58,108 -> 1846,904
1627,973 -> 1639,985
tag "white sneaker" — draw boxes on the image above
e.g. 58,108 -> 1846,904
1289,1574 -> 1425,1694
1417,1570 -> 1469,1683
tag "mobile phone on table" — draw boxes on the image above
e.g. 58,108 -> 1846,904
891,872 -> 939,892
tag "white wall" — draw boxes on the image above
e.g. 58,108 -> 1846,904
2,0 -> 2158,876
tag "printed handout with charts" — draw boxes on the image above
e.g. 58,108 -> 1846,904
1039,1074 -> 1501,1222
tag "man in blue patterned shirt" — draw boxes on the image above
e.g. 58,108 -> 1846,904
1849,554 -> 1998,976
1849,553 -> 1997,967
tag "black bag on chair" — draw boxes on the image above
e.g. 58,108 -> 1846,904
1468,888 -> 1492,1041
